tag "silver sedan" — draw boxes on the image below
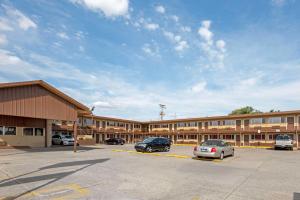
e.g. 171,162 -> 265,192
193,139 -> 234,160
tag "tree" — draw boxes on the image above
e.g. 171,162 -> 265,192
229,106 -> 262,115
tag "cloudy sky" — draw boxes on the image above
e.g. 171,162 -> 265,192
0,0 -> 299,120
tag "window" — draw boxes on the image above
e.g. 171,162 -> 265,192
35,128 -> 44,136
210,121 -> 218,126
250,118 -> 262,125
268,134 -> 273,140
263,117 -> 281,124
188,135 -> 197,139
161,124 -> 168,128
0,126 -> 3,135
224,135 -> 234,140
23,128 -> 34,136
4,127 -> 16,135
224,120 -> 236,126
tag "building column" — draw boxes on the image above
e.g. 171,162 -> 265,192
45,119 -> 53,147
73,121 -> 78,153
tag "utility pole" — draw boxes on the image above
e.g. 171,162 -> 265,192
159,104 -> 166,120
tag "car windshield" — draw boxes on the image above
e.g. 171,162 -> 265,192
63,135 -> 73,139
276,135 -> 290,140
201,140 -> 222,146
143,138 -> 155,143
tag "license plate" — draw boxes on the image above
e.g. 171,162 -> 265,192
201,148 -> 208,152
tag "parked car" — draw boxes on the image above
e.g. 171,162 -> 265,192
135,137 -> 171,152
52,135 -> 77,146
274,134 -> 293,150
105,138 -> 125,145
193,139 -> 234,160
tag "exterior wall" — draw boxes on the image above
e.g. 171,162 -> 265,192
0,115 -> 48,147
0,127 -> 45,147
0,85 -> 78,121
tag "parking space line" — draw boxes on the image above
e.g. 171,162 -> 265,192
22,183 -> 89,200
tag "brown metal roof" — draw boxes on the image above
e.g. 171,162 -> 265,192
0,80 -> 91,114
81,114 -> 142,124
146,110 -> 300,124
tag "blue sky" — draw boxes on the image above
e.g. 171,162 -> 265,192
0,0 -> 300,120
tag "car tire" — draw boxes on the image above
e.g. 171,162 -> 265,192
121,142 -> 124,145
164,146 -> 170,152
60,141 -> 63,145
232,150 -> 234,157
290,147 -> 293,151
146,146 -> 152,153
220,152 -> 224,160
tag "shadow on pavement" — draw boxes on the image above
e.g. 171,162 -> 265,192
0,158 -> 109,199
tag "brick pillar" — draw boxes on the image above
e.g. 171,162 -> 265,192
45,119 -> 52,147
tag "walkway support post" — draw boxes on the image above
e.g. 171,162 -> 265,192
73,121 -> 77,153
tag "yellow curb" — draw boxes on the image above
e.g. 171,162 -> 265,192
112,149 -> 124,152
165,154 -> 191,159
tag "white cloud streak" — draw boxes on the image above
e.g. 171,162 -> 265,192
71,0 -> 129,17
155,5 -> 165,14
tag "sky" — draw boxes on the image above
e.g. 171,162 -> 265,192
0,0 -> 300,121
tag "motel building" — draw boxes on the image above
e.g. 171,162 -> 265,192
0,80 -> 300,149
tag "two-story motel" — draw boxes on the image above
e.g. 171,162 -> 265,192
1,80 -> 300,148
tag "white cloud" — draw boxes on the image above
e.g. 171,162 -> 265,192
57,32 -> 70,40
144,23 -> 159,31
155,5 -> 165,14
216,40 -> 226,52
0,18 -> 13,31
163,31 -> 189,52
0,34 -> 7,45
142,43 -> 159,56
198,20 -> 213,44
175,40 -> 189,52
198,20 -> 226,68
93,101 -> 114,108
171,15 -> 179,22
71,0 -> 129,17
191,81 -> 207,93
5,7 -> 37,30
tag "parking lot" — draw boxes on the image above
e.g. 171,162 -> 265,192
0,145 -> 300,200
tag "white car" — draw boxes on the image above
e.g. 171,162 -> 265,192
274,134 -> 293,150
52,135 -> 77,146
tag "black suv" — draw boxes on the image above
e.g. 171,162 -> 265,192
135,137 -> 171,152
105,138 -> 125,145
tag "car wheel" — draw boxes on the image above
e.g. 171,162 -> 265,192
121,142 -> 124,145
290,147 -> 293,151
60,141 -> 63,145
232,150 -> 234,157
220,152 -> 224,160
164,146 -> 170,152
146,146 -> 152,153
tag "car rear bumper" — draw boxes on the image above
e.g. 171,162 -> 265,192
193,151 -> 219,158
274,144 -> 293,148
63,141 -> 74,145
